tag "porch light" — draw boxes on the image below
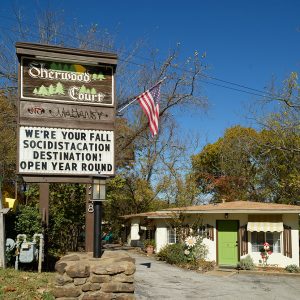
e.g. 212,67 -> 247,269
225,213 -> 228,219
92,178 -> 106,201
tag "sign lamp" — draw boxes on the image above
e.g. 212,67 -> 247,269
91,177 -> 107,258
92,178 -> 106,201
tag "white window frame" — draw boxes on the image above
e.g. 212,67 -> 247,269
250,231 -> 281,253
167,228 -> 178,244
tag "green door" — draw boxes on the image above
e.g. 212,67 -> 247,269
217,220 -> 238,266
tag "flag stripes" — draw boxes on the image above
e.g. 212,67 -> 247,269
137,83 -> 161,136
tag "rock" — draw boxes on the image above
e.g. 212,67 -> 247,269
101,282 -> 134,293
90,274 -> 111,283
56,298 -> 78,300
90,265 -> 109,275
66,262 -> 90,278
55,274 -> 74,285
55,261 -> 68,274
81,283 -> 92,292
60,254 -> 80,261
105,264 -> 126,275
114,274 -> 134,283
119,262 -> 136,275
82,291 -> 114,300
91,283 -> 102,291
115,294 -> 136,300
52,285 -> 82,298
74,278 -> 87,286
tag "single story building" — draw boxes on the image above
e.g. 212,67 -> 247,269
122,201 -> 300,268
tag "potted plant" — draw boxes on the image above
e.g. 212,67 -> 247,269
144,239 -> 156,255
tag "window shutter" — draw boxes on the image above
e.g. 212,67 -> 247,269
207,224 -> 214,241
283,225 -> 292,258
239,225 -> 248,256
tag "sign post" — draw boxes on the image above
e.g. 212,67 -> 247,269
16,42 -> 117,257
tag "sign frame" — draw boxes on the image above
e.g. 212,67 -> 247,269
20,56 -> 115,107
16,42 -> 118,182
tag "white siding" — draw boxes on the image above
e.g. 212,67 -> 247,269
150,213 -> 299,267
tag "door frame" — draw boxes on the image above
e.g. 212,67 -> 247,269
216,220 -> 240,266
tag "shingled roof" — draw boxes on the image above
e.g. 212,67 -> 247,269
166,201 -> 300,212
121,201 -> 300,219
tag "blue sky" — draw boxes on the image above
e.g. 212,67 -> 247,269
1,0 -> 299,149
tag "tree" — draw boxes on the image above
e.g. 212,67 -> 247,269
0,7 -> 208,250
55,82 -> 65,95
192,126 -> 261,202
48,84 -> 55,95
97,73 -> 105,80
38,85 -> 49,96
50,62 -> 58,70
0,93 -> 17,195
79,85 -> 86,93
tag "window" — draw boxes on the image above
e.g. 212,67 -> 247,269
251,232 -> 281,253
197,225 -> 207,237
168,228 -> 178,244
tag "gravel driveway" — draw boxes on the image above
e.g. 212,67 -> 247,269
129,252 -> 300,300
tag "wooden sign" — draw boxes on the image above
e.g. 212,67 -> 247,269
19,100 -> 115,130
16,42 -> 118,180
21,57 -> 114,106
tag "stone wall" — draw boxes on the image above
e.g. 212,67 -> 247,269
53,250 -> 136,300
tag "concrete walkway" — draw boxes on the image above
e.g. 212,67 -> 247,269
129,252 -> 300,300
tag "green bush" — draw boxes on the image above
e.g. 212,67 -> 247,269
158,243 -> 189,265
15,205 -> 43,238
237,255 -> 255,270
285,264 -> 300,273
144,239 -> 156,248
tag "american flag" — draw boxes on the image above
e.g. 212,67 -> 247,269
137,83 -> 161,136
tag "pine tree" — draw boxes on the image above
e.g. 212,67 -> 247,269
57,63 -> 62,70
91,88 -> 97,95
39,85 -> 49,96
55,82 -> 65,95
50,62 -> 58,70
33,88 -> 38,95
86,88 -> 91,94
63,64 -> 70,71
92,73 -> 98,80
98,73 -> 106,80
69,64 -> 76,72
48,84 -> 55,95
79,85 -> 86,93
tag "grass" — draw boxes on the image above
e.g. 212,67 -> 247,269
0,268 -> 55,300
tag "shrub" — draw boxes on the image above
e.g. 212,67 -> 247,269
285,264 -> 300,273
237,255 -> 255,270
144,239 -> 156,248
197,259 -> 216,272
15,205 -> 42,238
158,243 -> 188,265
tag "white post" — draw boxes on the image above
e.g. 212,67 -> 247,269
0,208 -> 9,269
130,218 -> 140,246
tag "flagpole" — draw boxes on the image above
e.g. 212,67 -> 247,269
118,77 -> 166,113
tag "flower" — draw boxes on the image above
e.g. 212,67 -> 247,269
260,242 -> 272,266
185,236 -> 197,248
184,249 -> 190,255
263,242 -> 270,250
